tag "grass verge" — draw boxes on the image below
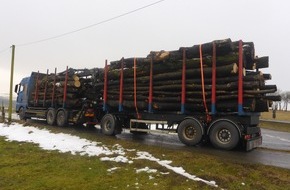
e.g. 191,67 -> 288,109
1,121 -> 290,190
260,111 -> 290,132
260,110 -> 290,121
259,121 -> 290,133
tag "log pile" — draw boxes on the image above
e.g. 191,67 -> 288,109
29,68 -> 102,108
99,38 -> 280,113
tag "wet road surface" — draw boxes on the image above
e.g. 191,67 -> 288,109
116,128 -> 290,170
261,128 -> 290,151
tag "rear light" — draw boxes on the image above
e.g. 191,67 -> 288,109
244,135 -> 251,140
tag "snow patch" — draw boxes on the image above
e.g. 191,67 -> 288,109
100,155 -> 132,163
0,123 -> 112,156
134,151 -> 218,188
0,123 -> 218,188
149,175 -> 155,180
107,167 -> 120,172
136,166 -> 157,174
126,149 -> 136,152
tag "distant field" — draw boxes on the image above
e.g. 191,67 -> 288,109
0,96 -> 16,109
260,111 -> 290,133
261,110 -> 290,121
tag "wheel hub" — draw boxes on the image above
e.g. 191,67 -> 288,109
185,126 -> 196,139
218,129 -> 231,143
105,121 -> 112,130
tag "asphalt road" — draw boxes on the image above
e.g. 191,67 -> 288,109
116,128 -> 290,170
261,128 -> 290,151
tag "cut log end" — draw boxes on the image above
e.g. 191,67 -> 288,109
232,63 -> 238,74
74,81 -> 81,88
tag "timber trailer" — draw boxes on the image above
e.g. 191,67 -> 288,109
98,39 -> 274,151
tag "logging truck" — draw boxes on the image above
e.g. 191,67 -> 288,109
15,39 -> 280,151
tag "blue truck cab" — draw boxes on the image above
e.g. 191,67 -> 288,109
15,72 -> 40,120
15,76 -> 29,117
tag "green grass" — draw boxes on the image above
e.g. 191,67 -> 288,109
259,121 -> 290,133
260,110 -> 290,133
261,110 -> 290,121
1,122 -> 290,190
0,137 -> 211,190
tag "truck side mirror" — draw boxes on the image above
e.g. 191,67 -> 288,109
14,84 -> 19,93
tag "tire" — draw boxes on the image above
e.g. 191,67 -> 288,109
46,108 -> 56,125
56,109 -> 68,127
19,107 -> 26,120
101,114 -> 118,136
209,120 -> 240,150
177,118 -> 203,146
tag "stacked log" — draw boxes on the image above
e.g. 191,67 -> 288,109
99,38 -> 280,113
29,68 -> 102,108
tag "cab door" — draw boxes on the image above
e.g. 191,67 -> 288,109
15,77 -> 29,112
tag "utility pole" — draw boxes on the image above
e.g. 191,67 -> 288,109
1,101 -> 5,123
8,45 -> 15,123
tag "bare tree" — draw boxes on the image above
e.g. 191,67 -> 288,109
270,88 -> 282,110
281,91 -> 290,111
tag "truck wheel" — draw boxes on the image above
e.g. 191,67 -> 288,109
56,109 -> 68,127
209,120 -> 240,150
177,118 -> 203,146
101,114 -> 117,136
19,107 -> 26,120
47,109 -> 56,125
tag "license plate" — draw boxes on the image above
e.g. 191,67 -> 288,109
246,136 -> 262,151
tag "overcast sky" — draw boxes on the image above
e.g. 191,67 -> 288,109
0,0 -> 289,95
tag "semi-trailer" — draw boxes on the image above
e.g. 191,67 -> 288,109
15,39 -> 280,150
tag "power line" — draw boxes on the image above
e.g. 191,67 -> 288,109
0,47 -> 10,55
17,0 -> 166,47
